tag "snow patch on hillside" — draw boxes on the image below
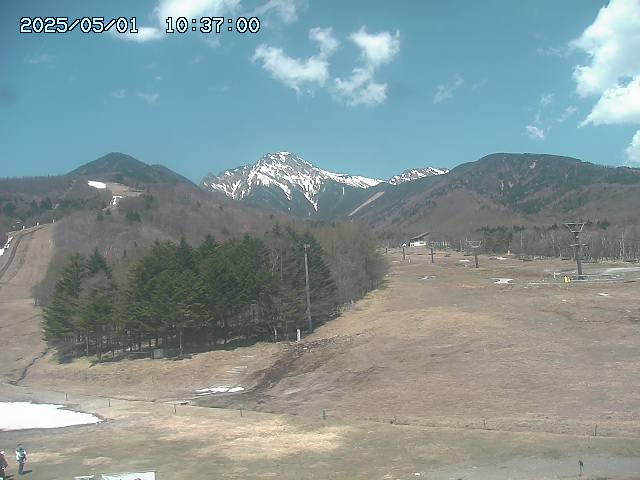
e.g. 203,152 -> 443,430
388,167 -> 449,185
0,236 -> 13,257
88,180 -> 107,189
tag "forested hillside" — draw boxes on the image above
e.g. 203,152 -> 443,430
43,223 -> 386,360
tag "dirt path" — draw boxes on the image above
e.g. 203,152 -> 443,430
0,225 -> 53,384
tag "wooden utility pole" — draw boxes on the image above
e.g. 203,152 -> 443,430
303,243 -> 313,333
402,245 -> 406,261
429,242 -> 435,264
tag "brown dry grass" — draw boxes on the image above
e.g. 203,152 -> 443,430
5,242 -> 640,478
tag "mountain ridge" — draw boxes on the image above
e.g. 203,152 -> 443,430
202,151 -> 447,215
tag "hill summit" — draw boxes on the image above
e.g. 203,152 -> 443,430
69,152 -> 195,187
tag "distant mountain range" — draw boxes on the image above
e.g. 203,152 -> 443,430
3,150 -> 640,245
202,151 -> 640,237
202,152 -> 448,217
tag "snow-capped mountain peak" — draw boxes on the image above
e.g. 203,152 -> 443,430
202,152 -> 449,214
202,152 -> 382,211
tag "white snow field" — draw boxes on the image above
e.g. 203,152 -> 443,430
0,402 -> 102,431
87,180 -> 107,189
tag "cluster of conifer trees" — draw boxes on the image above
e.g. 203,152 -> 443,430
43,225 -> 360,360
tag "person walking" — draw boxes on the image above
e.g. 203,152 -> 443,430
15,444 -> 27,475
0,450 -> 8,480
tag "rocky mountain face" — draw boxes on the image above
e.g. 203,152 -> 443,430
201,152 -> 447,216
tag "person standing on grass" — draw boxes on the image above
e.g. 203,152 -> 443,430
0,450 -> 8,479
15,444 -> 27,475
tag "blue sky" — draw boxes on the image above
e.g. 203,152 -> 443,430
1,0 -> 639,182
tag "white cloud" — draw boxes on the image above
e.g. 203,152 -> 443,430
557,105 -> 577,123
154,0 -> 240,25
251,28 -> 338,93
581,77 -> 640,126
113,26 -> 164,43
309,27 -> 339,58
536,45 -> 571,57
540,93 -> 554,107
572,0 -> 640,98
625,130 -> 640,164
253,0 -> 305,24
109,89 -> 126,99
251,44 -> 330,92
252,25 -> 399,107
525,125 -> 545,140
350,27 -> 400,68
334,68 -> 387,106
433,74 -> 463,104
138,92 -> 159,104
112,0 -> 301,45
25,54 -> 54,64
571,0 -> 640,162
332,27 -> 400,107
111,0 -> 239,43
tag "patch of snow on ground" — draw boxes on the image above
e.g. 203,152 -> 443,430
87,180 -> 107,189
102,472 -> 156,480
459,259 -> 470,262
0,247 -> 4,256
195,386 -> 245,396
598,293 -> 610,296
494,278 -> 513,284
0,402 -> 102,431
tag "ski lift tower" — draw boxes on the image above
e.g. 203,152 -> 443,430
564,222 -> 586,278
466,240 -> 482,268
428,241 -> 436,264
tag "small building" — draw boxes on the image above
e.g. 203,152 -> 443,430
408,231 -> 429,248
